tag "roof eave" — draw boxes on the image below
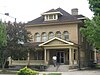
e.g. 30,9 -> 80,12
25,20 -> 82,27
42,11 -> 63,15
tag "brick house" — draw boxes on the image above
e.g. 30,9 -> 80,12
8,8 -> 96,68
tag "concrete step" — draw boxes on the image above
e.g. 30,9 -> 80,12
57,65 -> 69,72
46,65 -> 69,72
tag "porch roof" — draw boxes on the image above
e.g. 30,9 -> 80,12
39,37 -> 77,47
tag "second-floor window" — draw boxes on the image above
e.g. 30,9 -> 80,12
56,31 -> 62,38
42,32 -> 47,42
49,32 -> 54,39
63,31 -> 69,40
35,33 -> 41,42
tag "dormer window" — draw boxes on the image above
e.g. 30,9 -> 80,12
44,14 -> 58,21
42,11 -> 63,21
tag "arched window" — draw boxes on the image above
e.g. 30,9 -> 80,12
42,32 -> 47,42
56,31 -> 61,38
34,33 -> 41,42
48,32 -> 54,39
63,31 -> 69,40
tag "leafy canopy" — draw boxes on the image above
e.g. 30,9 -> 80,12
81,0 -> 100,49
88,0 -> 100,16
0,21 -> 7,47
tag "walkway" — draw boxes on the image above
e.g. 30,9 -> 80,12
39,69 -> 100,75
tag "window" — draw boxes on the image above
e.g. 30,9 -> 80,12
49,14 -> 53,19
34,33 -> 41,42
45,14 -> 58,21
42,32 -> 47,42
49,32 -> 54,39
63,31 -> 69,40
56,31 -> 61,38
33,51 -> 44,60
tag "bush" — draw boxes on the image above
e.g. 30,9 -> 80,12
17,66 -> 39,75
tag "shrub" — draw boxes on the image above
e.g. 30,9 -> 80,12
17,66 -> 39,75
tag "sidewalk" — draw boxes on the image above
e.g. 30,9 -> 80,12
39,69 -> 100,75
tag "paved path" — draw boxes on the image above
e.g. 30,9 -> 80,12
39,69 -> 100,75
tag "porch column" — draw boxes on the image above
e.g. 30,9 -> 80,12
47,50 -> 49,63
69,48 -> 72,65
44,49 -> 47,64
27,51 -> 30,65
94,48 -> 97,63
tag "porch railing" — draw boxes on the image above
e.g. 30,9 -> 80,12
9,60 -> 44,66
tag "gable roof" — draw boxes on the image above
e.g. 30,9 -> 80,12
25,8 -> 82,25
39,37 -> 75,46
44,9 -> 59,13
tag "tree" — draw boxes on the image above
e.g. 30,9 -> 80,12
88,0 -> 100,16
80,0 -> 100,50
7,22 -> 33,61
7,22 -> 26,59
0,21 -> 7,69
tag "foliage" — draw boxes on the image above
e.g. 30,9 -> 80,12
6,22 -> 32,60
88,0 -> 100,16
43,73 -> 47,75
0,21 -> 7,69
11,48 -> 28,60
17,66 -> 39,75
0,21 -> 7,47
80,16 -> 100,49
80,0 -> 100,50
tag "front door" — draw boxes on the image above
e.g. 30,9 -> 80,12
56,51 -> 65,64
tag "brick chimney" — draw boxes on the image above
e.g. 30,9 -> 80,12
71,8 -> 78,15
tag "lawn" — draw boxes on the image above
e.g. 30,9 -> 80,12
96,64 -> 100,68
48,73 -> 62,75
0,70 -> 16,74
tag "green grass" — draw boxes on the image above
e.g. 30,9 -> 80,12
48,73 -> 62,75
0,70 -> 16,74
96,64 -> 100,68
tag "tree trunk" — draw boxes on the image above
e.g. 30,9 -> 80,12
2,59 -> 7,70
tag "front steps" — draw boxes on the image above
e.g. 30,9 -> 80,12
46,65 -> 69,72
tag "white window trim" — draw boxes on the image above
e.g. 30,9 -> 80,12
44,14 -> 58,21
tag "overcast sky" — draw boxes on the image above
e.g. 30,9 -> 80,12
0,0 -> 93,23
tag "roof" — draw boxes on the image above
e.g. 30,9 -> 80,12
24,42 -> 43,50
74,15 -> 86,20
39,37 -> 76,46
25,8 -> 82,25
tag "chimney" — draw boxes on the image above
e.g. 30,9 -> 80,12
71,8 -> 78,15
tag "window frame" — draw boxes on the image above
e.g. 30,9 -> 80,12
45,14 -> 58,21
42,32 -> 47,42
34,33 -> 41,42
56,31 -> 62,38
48,32 -> 54,39
63,31 -> 69,41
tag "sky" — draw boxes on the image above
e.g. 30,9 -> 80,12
0,0 -> 93,23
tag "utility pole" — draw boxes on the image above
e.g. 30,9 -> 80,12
4,13 -> 16,23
